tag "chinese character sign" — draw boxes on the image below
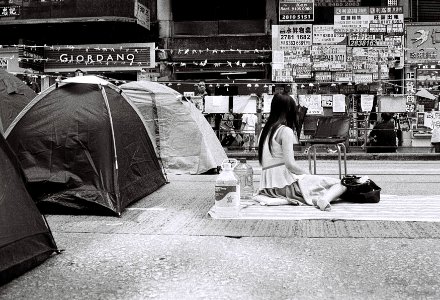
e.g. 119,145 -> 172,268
279,0 -> 314,22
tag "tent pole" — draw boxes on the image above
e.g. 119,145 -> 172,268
151,94 -> 169,183
100,85 -> 121,213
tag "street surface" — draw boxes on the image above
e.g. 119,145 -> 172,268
0,160 -> 439,300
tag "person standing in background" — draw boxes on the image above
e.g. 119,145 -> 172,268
367,112 -> 397,153
241,113 -> 258,152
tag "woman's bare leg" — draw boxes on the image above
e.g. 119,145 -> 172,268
314,183 -> 347,211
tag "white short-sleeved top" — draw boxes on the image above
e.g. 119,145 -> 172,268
259,125 -> 304,190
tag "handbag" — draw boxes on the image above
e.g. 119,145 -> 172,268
340,175 -> 381,203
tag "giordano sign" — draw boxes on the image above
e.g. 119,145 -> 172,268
44,43 -> 155,72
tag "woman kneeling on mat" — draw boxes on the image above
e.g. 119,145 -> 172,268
256,93 -> 347,211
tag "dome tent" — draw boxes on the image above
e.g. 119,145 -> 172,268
5,75 -> 166,216
119,81 -> 227,174
0,69 -> 36,134
0,134 -> 58,285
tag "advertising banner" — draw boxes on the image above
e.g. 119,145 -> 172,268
334,7 -> 370,33
313,25 -> 347,45
368,6 -> 404,35
279,0 -> 314,22
311,45 -> 347,71
406,24 -> 440,64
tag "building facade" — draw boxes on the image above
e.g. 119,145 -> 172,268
0,0 -> 439,152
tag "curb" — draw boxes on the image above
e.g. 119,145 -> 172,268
226,151 -> 440,161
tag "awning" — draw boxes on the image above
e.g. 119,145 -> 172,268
415,88 -> 436,100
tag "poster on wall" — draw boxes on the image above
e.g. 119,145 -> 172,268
204,96 -> 229,113
379,95 -> 407,112
299,94 -> 323,115
321,95 -> 333,107
232,96 -> 257,114
360,94 -> 374,112
313,25 -> 347,45
263,94 -> 273,113
332,94 -> 346,112
279,0 -> 314,22
425,111 -> 440,129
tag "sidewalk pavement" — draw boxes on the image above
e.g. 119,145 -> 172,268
226,150 -> 440,161
0,160 -> 439,300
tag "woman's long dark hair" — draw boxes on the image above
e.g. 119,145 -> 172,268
258,93 -> 299,164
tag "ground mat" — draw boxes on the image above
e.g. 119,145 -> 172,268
208,195 -> 440,222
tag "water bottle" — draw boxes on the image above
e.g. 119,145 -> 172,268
213,159 -> 240,217
233,158 -> 254,200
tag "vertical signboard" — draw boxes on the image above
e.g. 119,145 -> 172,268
272,24 -> 313,82
134,0 -> 150,30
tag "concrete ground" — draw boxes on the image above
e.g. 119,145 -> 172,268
1,160 -> 439,300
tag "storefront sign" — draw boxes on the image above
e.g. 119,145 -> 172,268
369,6 -> 404,35
315,0 -> 360,6
406,25 -> 440,64
334,7 -> 370,33
18,40 -> 45,72
313,25 -> 347,45
44,43 -> 155,72
279,0 -> 314,22
1,6 -> 20,17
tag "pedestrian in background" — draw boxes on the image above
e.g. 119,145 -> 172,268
241,113 -> 257,152
367,112 -> 397,153
220,109 -> 236,147
431,125 -> 440,153
256,93 -> 347,211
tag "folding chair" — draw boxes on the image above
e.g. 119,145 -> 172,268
304,115 -> 350,178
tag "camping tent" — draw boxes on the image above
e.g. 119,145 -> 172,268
0,69 -> 36,134
119,81 -> 227,174
5,75 -> 166,216
0,134 -> 58,285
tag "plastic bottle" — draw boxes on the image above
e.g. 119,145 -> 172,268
233,158 -> 254,200
214,160 -> 240,217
